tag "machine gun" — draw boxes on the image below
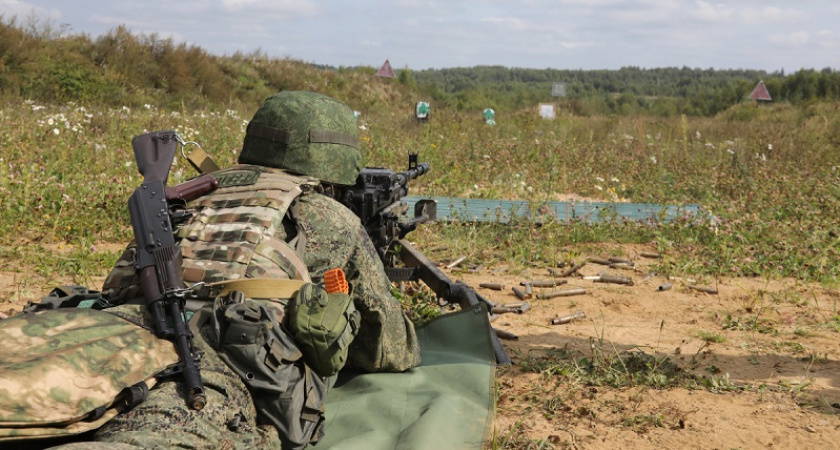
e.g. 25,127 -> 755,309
337,153 -> 435,265
127,130 -> 219,410
338,154 -> 512,365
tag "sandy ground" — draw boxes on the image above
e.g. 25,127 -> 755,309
443,244 -> 840,449
2,243 -> 840,449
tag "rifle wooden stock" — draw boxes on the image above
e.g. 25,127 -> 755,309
165,174 -> 219,202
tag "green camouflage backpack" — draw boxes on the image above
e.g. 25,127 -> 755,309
0,308 -> 179,442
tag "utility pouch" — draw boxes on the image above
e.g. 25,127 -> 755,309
287,273 -> 360,377
205,294 -> 327,450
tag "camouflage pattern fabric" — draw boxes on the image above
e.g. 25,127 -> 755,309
238,91 -> 362,186
92,305 -> 282,449
104,165 -> 421,372
0,308 -> 179,441
94,166 -> 420,446
103,165 -> 316,298
293,193 -> 421,372
175,165 -> 316,284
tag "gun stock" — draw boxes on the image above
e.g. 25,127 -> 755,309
396,239 -> 511,365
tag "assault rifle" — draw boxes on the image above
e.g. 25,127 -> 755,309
128,130 -> 219,410
338,154 -> 512,365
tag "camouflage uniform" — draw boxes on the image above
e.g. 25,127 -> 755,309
94,304 -> 283,450
91,91 -> 421,448
102,164 -> 421,372
293,188 -> 420,372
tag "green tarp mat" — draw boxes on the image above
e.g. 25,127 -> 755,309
315,304 -> 496,449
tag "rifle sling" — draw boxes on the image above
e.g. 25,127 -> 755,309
185,146 -> 221,174
203,278 -> 308,300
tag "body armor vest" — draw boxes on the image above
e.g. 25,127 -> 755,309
175,164 -> 319,285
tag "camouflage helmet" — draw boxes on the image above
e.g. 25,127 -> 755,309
239,91 -> 362,185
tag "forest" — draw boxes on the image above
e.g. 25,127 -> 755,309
1,18 -> 839,117
410,65 -> 840,116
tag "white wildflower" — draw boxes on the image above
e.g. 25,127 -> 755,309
611,177 -> 619,183
52,128 -> 60,135
767,144 -> 773,151
596,176 -> 604,182
594,185 -> 603,191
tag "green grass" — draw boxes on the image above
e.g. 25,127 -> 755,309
3,100 -> 840,289
696,330 -> 726,343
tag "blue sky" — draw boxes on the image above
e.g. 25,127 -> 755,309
3,0 -> 838,72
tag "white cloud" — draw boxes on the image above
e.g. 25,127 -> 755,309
691,1 -> 735,22
221,0 -> 319,15
480,17 -> 530,32
738,6 -> 806,26
768,31 -> 810,46
558,40 -> 594,50
0,0 -> 60,21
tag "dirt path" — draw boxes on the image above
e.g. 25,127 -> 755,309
2,244 -> 840,449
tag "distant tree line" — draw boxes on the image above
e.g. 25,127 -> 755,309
410,65 -> 840,116
1,17 -> 838,117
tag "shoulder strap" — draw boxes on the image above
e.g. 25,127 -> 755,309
185,145 -> 221,174
204,278 -> 308,300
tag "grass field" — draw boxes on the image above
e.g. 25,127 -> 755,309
2,99 -> 838,285
2,99 -> 840,448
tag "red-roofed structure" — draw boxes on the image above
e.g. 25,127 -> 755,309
375,59 -> 395,78
748,80 -> 772,101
